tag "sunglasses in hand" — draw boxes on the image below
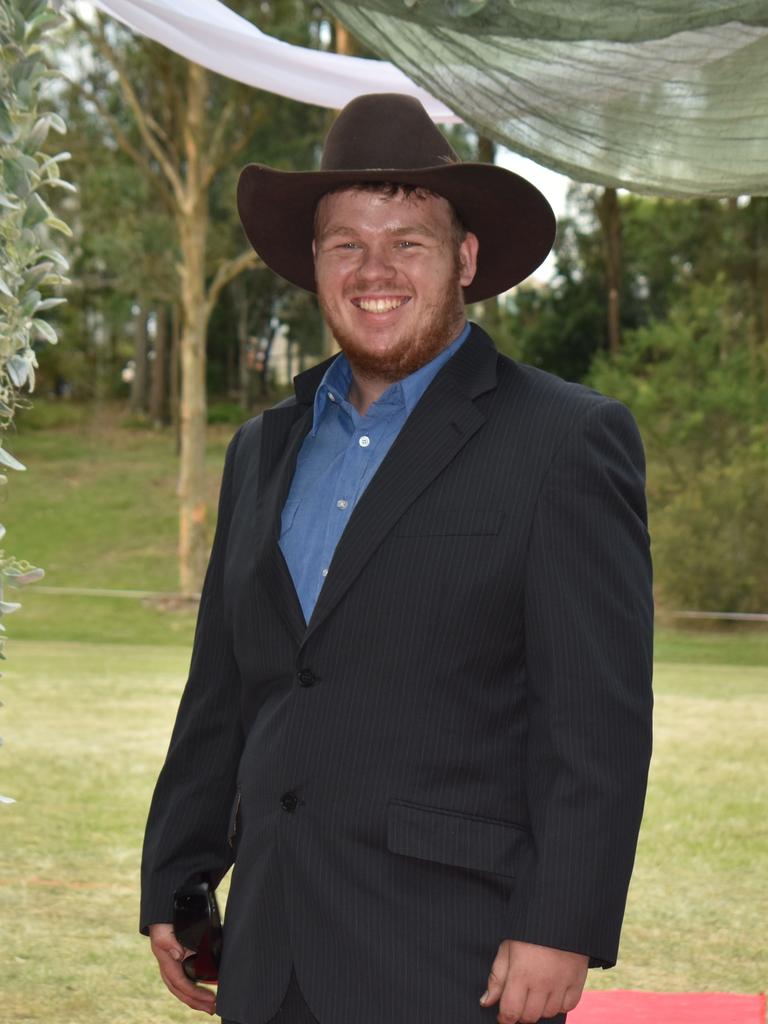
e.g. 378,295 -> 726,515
172,877 -> 223,983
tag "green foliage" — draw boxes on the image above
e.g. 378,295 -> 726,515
207,399 -> 247,425
0,0 -> 71,411
651,442 -> 768,613
52,0 -> 331,408
590,280 -> 768,612
508,189 -> 768,613
0,0 -> 73,796
505,188 -> 768,383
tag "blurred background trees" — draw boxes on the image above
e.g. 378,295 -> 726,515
27,5 -> 768,613
489,188 -> 768,614
52,0 -> 330,590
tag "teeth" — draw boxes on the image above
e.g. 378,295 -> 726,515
357,297 -> 406,313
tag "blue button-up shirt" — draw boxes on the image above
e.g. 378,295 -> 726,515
279,323 -> 471,622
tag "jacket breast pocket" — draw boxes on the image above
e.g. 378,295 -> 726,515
386,800 -> 529,878
393,508 -> 505,537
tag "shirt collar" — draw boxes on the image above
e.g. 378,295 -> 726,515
311,321 -> 471,434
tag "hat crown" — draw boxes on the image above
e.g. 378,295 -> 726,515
320,93 -> 459,173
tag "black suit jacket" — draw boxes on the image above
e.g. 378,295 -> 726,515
141,326 -> 653,1024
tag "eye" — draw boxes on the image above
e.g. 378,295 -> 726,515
396,240 -> 419,249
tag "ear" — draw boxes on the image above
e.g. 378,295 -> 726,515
312,238 -> 317,261
458,232 -> 479,288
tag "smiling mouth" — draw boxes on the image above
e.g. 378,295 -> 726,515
352,296 -> 411,313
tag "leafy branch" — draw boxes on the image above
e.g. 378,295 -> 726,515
0,0 -> 73,802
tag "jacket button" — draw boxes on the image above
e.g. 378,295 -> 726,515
297,669 -> 317,687
281,791 -> 298,813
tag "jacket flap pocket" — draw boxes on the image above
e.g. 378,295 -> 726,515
393,508 -> 504,537
387,801 -> 528,878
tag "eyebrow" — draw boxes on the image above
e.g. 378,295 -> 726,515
317,223 -> 441,241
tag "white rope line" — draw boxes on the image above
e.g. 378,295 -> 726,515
28,587 -> 768,621
32,585 -> 201,601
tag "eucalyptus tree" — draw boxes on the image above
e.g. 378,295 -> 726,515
58,77 -> 177,407
65,0 -> 327,592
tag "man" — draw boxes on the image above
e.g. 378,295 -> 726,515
141,93 -> 653,1024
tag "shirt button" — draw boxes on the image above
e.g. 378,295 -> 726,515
297,669 -> 317,687
281,792 -> 298,813
359,435 -> 370,448
336,499 -> 348,509
328,392 -> 335,402
321,568 -> 328,577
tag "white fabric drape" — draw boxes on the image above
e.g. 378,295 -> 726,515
88,0 -> 768,195
89,0 -> 458,121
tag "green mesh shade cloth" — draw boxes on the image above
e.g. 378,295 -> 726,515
322,0 -> 768,197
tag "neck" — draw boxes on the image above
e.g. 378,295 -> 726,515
347,373 -> 391,416
343,318 -> 470,416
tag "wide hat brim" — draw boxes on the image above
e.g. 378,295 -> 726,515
237,95 -> 556,304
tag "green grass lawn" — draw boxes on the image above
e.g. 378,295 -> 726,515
1,638 -> 766,1023
5,403 -> 232,646
1,405 -> 767,1021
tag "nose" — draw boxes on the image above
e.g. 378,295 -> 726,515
355,243 -> 397,282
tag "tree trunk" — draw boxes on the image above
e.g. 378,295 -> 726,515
597,187 -> 623,356
170,301 -> 181,452
149,304 -> 167,426
259,321 -> 277,396
477,134 -> 495,164
334,18 -> 355,56
236,277 -> 250,411
130,301 -> 149,412
753,198 -> 768,348
177,62 -> 210,594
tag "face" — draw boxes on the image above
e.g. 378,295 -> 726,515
313,188 -> 478,382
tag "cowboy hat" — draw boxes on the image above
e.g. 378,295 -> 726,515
237,93 -> 555,304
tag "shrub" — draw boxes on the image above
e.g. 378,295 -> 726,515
589,280 -> 768,612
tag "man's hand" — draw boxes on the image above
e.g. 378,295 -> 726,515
480,940 -> 588,1023
148,923 -> 217,1015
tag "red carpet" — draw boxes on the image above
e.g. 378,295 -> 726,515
569,991 -> 766,1024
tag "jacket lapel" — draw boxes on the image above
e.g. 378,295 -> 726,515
304,327 -> 498,642
253,358 -> 335,644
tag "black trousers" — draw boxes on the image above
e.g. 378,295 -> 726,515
222,969 -> 567,1024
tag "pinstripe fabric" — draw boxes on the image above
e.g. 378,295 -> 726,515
236,971 -> 320,1023
141,325 -> 653,1024
223,971 -> 567,1023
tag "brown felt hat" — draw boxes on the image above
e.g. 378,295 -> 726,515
237,93 -> 556,303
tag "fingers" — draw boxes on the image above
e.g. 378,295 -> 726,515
495,984 -> 563,1024
149,922 -> 217,1015
511,987 -> 558,1023
562,983 -> 585,1013
481,940 -> 587,1023
495,977 -> 528,1024
480,940 -> 510,1009
159,952 -> 217,1014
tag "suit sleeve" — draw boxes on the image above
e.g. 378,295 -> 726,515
140,426 -> 245,933
508,399 -> 653,968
